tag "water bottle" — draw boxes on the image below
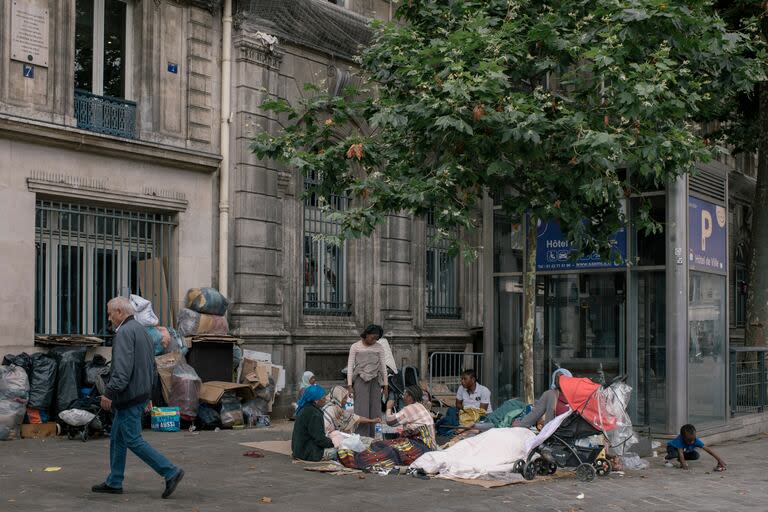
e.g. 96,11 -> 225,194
374,423 -> 383,441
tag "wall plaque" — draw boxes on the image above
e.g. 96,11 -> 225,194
11,1 -> 49,67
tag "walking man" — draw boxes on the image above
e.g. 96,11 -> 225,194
92,296 -> 184,498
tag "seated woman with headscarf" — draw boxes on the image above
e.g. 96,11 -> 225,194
292,384 -> 336,461
513,368 -> 572,429
322,385 -> 379,439
384,385 -> 437,450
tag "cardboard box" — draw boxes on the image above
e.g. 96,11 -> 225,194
199,381 -> 256,405
21,423 -> 58,439
240,359 -> 271,389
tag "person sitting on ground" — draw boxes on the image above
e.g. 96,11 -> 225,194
385,385 -> 437,449
513,368 -> 572,429
296,371 -> 316,403
291,384 -> 336,461
665,424 -> 726,471
322,384 -> 379,436
455,369 -> 493,413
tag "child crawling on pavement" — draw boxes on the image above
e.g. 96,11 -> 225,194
665,424 -> 726,471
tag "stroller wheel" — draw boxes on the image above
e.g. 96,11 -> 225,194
513,459 -> 525,474
535,459 -> 549,476
576,463 -> 596,483
522,462 -> 537,481
594,458 -> 612,476
81,430 -> 88,442
67,431 -> 75,441
547,462 -> 557,475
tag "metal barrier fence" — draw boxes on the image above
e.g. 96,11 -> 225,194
428,351 -> 484,398
730,346 -> 768,416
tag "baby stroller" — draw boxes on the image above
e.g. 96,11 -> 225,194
514,375 -> 632,483
387,366 -> 420,413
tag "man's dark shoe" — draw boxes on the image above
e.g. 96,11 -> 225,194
162,469 -> 184,499
92,482 -> 123,494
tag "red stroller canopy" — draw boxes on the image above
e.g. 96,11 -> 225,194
557,376 -> 617,432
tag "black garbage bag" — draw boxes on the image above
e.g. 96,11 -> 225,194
84,355 -> 110,395
50,347 -> 87,414
28,353 -> 58,410
2,353 -> 32,374
196,403 -> 221,430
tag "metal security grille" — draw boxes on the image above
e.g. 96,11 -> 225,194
35,200 -> 176,340
426,213 -> 461,319
303,174 -> 351,315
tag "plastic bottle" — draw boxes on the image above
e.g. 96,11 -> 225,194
374,423 -> 383,440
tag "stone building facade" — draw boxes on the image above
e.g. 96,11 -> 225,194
225,1 -> 482,399
0,0 -> 222,354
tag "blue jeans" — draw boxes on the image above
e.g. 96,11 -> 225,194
106,401 -> 178,488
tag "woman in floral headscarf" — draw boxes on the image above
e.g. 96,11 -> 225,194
322,385 -> 378,436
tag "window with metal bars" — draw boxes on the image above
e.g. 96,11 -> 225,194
303,173 -> 351,315
426,212 -> 461,319
34,200 -> 176,341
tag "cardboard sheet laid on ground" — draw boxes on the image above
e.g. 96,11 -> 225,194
240,440 -> 293,457
442,471 -> 571,488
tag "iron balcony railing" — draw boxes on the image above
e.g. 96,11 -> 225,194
74,89 -> 137,139
729,346 -> 768,416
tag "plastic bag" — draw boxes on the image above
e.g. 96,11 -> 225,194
130,294 -> 159,327
219,391 -> 244,428
176,308 -> 228,337
2,353 -> 32,374
185,287 -> 229,316
50,347 -> 87,414
619,452 -> 649,470
146,326 -> 164,356
58,408 -> 96,427
340,433 -> 366,452
166,327 -> 188,356
0,365 -> 29,441
242,399 -> 270,428
28,353 -> 58,410
83,355 -> 110,395
168,361 -> 201,421
197,403 -> 221,430
596,380 -> 638,456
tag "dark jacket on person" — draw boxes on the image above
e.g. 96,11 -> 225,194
104,316 -> 155,410
292,403 -> 334,461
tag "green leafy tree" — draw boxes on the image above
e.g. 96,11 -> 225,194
713,1 -> 768,348
254,0 -> 763,402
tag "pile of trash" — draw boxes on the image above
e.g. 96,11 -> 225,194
0,287 -> 285,440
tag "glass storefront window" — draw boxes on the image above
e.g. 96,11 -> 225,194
493,211 -> 524,273
495,276 -> 523,402
535,274 -> 626,395
631,196 -> 666,267
688,272 -> 727,424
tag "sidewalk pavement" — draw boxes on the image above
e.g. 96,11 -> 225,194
1,423 -> 766,512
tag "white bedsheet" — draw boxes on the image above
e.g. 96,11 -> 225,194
410,428 -> 536,480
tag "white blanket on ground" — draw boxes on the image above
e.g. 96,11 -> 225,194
410,428 -> 536,481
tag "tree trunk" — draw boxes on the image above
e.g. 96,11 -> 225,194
745,82 -> 768,348
522,216 -> 537,404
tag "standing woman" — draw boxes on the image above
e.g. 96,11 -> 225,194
346,324 -> 388,437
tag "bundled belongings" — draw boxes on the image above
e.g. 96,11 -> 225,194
410,427 -> 535,481
0,364 -> 30,441
130,294 -> 159,327
155,351 -> 184,404
2,353 -> 32,373
58,394 -> 111,442
514,375 -> 637,483
83,355 -> 110,395
185,287 -> 229,316
176,308 -> 228,337
219,391 -> 244,428
338,437 -> 433,471
50,347 -> 87,414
